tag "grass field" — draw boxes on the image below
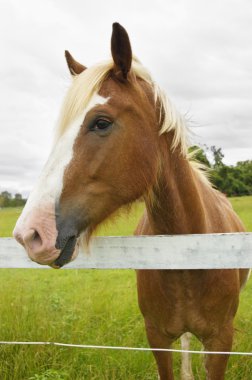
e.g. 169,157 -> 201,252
0,196 -> 252,379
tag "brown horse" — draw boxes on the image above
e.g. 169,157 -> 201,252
13,23 -> 249,379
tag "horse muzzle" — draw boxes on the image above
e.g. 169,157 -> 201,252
13,204 -> 80,268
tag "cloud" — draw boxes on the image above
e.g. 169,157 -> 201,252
0,0 -> 251,194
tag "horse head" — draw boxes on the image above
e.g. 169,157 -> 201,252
13,23 -> 163,267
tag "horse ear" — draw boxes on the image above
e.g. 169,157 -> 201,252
65,50 -> 86,76
111,23 -> 132,81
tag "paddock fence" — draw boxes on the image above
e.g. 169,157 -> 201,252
1,232 -> 252,357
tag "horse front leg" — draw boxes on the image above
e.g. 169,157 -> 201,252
145,323 -> 175,380
202,324 -> 234,380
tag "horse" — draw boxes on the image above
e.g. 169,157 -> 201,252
13,23 -> 249,380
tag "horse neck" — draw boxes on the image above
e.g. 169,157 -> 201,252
144,133 -> 207,235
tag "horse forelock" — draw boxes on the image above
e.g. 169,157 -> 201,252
55,58 -> 152,138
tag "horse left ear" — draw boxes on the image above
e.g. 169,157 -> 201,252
111,23 -> 132,81
65,50 -> 87,76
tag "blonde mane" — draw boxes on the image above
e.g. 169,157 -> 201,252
56,58 -> 210,186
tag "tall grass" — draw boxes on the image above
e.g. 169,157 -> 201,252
0,196 -> 252,379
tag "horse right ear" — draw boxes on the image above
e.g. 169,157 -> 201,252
111,23 -> 132,82
65,50 -> 86,76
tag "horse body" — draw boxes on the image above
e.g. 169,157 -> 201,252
13,23 -> 249,379
135,141 -> 248,379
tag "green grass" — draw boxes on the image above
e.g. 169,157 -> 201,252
1,196 -> 251,238
0,207 -> 23,237
230,196 -> 252,231
0,269 -> 154,380
0,196 -> 252,379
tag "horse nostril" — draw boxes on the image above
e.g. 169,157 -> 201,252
23,229 -> 43,250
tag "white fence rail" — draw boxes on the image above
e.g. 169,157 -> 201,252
0,233 -> 252,269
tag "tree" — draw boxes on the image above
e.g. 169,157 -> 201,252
189,145 -> 211,167
210,146 -> 224,168
1,191 -> 12,200
0,191 -> 12,207
13,193 -> 26,207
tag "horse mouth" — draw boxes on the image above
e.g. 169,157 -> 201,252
53,235 -> 78,268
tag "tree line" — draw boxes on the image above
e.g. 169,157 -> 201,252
0,191 -> 26,208
191,145 -> 252,197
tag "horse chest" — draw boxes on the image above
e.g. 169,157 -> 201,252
136,270 -> 230,336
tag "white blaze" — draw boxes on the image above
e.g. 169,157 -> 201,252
15,93 -> 108,228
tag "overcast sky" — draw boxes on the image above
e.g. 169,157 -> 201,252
1,0 -> 251,196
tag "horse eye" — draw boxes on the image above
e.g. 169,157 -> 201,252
94,119 -> 112,130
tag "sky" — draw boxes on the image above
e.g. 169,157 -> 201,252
0,0 -> 251,196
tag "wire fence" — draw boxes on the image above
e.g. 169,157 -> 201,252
1,341 -> 252,357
